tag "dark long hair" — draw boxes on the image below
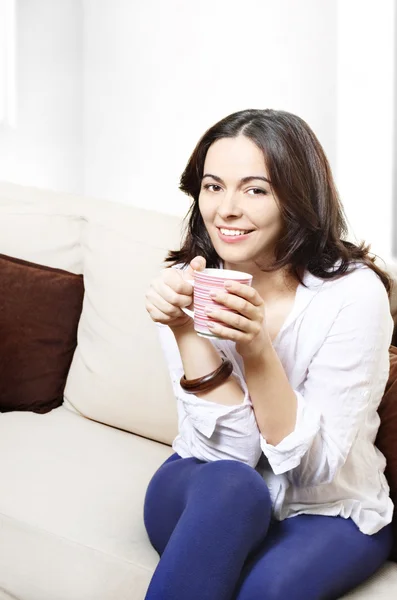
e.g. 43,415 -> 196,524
166,108 -> 391,294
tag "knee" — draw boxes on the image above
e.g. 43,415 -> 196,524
190,460 -> 271,517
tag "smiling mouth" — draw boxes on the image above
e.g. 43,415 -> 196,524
218,227 -> 254,237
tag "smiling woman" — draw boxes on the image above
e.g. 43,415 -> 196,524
198,136 -> 284,271
143,108 -> 394,600
168,108 -> 390,292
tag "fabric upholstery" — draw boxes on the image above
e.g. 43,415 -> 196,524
376,346 -> 397,561
385,261 -> 397,344
0,181 -> 181,444
1,182 -> 397,599
0,407 -> 173,600
0,181 -> 84,274
0,406 -> 395,600
387,262 -> 397,320
63,203 -> 181,445
0,254 -> 84,413
341,562 -> 397,598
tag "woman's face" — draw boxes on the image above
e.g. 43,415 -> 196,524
198,135 -> 283,271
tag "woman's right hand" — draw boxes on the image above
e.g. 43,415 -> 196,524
145,256 -> 206,331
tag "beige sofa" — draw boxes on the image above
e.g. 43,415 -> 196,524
0,181 -> 396,600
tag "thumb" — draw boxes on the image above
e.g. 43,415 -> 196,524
184,255 -> 206,279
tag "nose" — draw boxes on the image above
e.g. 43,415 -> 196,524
216,191 -> 243,220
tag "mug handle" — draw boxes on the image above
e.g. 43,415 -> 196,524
181,279 -> 194,318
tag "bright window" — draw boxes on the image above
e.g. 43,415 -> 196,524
0,0 -> 16,128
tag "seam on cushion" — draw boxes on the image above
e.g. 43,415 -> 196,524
0,511 -> 155,575
61,398 -> 86,418
62,399 -> 174,449
0,587 -> 20,600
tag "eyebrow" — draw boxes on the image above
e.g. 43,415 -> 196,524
202,173 -> 271,185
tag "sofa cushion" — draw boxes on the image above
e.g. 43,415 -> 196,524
388,263 -> 397,345
0,408 -> 396,600
0,182 -> 180,445
341,562 -> 397,598
0,182 -> 84,274
0,254 -> 84,413
376,346 -> 397,561
0,407 -> 173,599
387,261 -> 397,320
64,203 -> 181,445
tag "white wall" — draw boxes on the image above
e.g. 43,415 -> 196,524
83,0 -> 396,257
336,0 -> 395,260
0,1 -> 394,257
0,0 -> 17,127
0,0 -> 83,193
83,0 -> 338,216
394,1 -> 397,256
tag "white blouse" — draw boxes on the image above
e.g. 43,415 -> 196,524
157,264 -> 394,535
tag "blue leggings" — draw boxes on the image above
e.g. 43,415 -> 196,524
143,454 -> 393,600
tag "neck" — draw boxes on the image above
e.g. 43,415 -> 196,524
223,260 -> 299,302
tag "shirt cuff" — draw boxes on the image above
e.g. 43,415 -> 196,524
175,370 -> 252,439
260,391 -> 321,475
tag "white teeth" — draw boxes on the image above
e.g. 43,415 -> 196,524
220,228 -> 250,237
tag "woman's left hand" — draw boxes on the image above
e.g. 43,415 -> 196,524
205,281 -> 270,359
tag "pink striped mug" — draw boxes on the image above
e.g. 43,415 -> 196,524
182,268 -> 253,338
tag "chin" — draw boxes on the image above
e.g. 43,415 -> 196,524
214,247 -> 256,267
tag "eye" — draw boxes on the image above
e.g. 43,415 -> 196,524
247,188 -> 267,196
203,183 -> 222,192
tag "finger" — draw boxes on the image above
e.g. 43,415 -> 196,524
207,321 -> 248,342
205,307 -> 260,334
208,289 -> 260,319
153,270 -> 193,304
146,289 -> 183,318
191,255 -> 206,271
223,281 -> 263,306
184,255 -> 206,280
163,268 -> 194,296
156,280 -> 192,308
146,303 -> 179,323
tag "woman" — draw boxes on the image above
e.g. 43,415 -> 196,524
144,109 -> 394,600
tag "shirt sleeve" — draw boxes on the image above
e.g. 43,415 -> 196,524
260,269 -> 393,486
157,323 -> 261,467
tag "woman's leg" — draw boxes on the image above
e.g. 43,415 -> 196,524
144,453 -> 191,555
144,455 -> 273,600
234,514 -> 393,600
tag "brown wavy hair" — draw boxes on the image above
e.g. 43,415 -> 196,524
166,108 -> 391,294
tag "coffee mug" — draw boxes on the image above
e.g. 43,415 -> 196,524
182,268 -> 253,338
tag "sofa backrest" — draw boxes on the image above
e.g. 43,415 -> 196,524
1,181 -> 397,448
387,262 -> 397,341
0,182 -> 84,273
64,193 -> 181,445
0,181 -> 181,446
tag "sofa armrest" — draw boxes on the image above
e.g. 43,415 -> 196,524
386,260 -> 397,344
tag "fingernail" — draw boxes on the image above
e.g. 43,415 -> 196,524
209,290 -> 217,298
204,306 -> 212,315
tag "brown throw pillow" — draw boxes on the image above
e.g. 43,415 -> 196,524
376,346 -> 397,561
0,253 -> 84,413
